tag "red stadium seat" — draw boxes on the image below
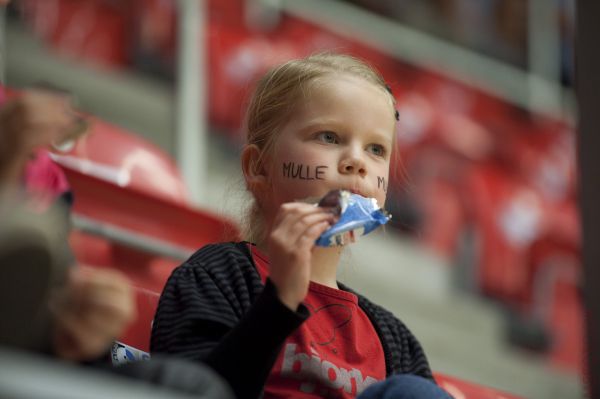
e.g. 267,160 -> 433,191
434,373 -> 523,399
63,164 -> 239,292
20,0 -> 131,69
57,116 -> 191,206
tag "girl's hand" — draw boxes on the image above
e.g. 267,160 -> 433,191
50,267 -> 136,362
267,202 -> 335,310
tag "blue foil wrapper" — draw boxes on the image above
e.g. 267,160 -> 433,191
315,190 -> 391,247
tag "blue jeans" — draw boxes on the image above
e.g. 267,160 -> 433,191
357,375 -> 452,399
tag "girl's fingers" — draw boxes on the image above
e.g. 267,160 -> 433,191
269,202 -> 337,259
281,211 -> 335,241
297,220 -> 333,248
274,203 -> 335,231
272,202 -> 319,226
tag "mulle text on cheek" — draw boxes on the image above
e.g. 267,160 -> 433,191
283,162 -> 328,180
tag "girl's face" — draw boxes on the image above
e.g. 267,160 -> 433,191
262,74 -> 396,220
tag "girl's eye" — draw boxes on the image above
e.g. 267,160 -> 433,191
316,131 -> 339,144
367,144 -> 386,157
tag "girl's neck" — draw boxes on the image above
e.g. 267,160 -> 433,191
310,246 -> 342,288
254,241 -> 342,289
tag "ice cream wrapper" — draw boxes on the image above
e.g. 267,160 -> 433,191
315,190 -> 390,247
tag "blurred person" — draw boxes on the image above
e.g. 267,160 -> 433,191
151,53 -> 452,399
0,3 -> 233,395
0,87 -> 234,398
0,89 -> 77,204
0,87 -> 136,361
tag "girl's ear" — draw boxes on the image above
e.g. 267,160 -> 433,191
241,144 -> 269,193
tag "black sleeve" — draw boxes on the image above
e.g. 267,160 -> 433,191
394,320 -> 433,381
351,288 -> 434,382
381,310 -> 433,381
206,280 -> 309,399
151,255 -> 309,399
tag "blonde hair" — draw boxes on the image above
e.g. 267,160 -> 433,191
242,52 -> 396,244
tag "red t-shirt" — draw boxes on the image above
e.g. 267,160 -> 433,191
250,245 -> 386,398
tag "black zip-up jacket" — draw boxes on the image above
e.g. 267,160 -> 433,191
151,242 -> 432,399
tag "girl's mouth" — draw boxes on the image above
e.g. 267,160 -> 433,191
346,188 -> 367,197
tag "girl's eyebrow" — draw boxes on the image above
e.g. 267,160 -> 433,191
359,127 -> 394,148
370,131 -> 394,147
296,119 -> 393,146
296,118 -> 344,134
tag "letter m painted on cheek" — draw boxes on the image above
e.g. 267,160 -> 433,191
283,162 -> 292,177
377,176 -> 387,192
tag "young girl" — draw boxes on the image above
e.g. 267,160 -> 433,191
151,53 -> 451,399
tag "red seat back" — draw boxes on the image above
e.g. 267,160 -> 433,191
119,285 -> 160,353
434,373 -> 523,399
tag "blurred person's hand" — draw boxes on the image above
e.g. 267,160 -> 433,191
0,90 -> 79,186
50,267 -> 136,362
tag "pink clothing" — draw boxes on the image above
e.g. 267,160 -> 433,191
23,150 -> 71,211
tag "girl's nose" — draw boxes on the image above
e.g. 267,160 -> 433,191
338,151 -> 366,177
